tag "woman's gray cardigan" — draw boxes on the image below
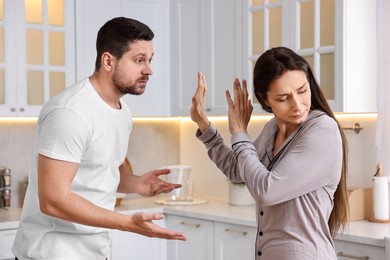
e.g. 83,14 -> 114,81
196,110 -> 342,259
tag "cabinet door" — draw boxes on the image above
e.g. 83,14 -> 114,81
111,219 -> 167,260
171,0 -> 244,116
214,222 -> 256,260
247,0 -> 377,113
334,240 -> 386,260
75,0 -> 171,116
0,228 -> 17,260
120,0 -> 171,116
166,215 -> 214,260
0,0 -> 75,116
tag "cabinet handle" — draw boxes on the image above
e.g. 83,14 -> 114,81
224,228 -> 247,236
206,108 -> 211,112
19,107 -> 25,112
10,107 -> 16,112
180,221 -> 201,228
337,252 -> 369,260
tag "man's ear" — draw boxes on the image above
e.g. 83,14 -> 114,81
101,52 -> 115,72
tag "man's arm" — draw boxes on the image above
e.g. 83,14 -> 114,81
117,157 -> 181,196
38,154 -> 185,240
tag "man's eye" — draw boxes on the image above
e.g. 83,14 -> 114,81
298,89 -> 307,94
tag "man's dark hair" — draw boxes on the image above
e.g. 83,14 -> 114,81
94,17 -> 154,71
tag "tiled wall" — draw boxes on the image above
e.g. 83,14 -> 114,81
0,119 -> 180,208
0,114 -> 380,208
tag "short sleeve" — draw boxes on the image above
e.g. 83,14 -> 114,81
38,108 -> 91,163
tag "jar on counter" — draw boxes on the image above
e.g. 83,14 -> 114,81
1,168 -> 11,187
1,188 -> 11,208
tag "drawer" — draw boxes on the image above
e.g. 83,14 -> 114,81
0,229 -> 17,260
334,240 -> 385,260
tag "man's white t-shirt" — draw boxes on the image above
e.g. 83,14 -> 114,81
12,78 -> 132,259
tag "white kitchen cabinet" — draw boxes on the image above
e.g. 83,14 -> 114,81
171,0 -> 245,116
0,228 -> 17,260
111,217 -> 167,260
0,0 -> 75,116
246,0 -> 377,113
167,215 -> 257,260
214,222 -> 256,260
334,239 -> 386,260
167,215 -> 214,260
75,0 -> 171,116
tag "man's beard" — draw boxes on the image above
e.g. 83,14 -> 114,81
112,70 -> 147,96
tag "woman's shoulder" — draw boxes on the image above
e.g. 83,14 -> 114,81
308,110 -> 339,132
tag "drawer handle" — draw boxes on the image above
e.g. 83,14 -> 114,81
180,221 -> 201,228
224,228 -> 247,236
337,252 -> 369,260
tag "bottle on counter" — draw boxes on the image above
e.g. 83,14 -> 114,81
1,168 -> 11,187
0,168 -> 11,209
1,188 -> 11,208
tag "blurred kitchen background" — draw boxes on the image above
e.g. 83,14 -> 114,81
0,0 -> 386,210
0,113 -> 378,208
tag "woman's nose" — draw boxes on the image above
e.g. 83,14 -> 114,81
290,94 -> 302,110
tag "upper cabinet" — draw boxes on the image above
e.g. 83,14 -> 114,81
246,0 -> 377,113
75,0 -> 171,116
0,0 -> 377,117
171,0 -> 245,116
0,0 -> 170,117
0,0 -> 75,116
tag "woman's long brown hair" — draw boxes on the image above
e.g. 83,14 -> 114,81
253,47 -> 349,236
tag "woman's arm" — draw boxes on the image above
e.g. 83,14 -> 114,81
233,116 -> 342,206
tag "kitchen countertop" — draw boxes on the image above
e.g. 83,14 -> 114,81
1,196 -> 389,248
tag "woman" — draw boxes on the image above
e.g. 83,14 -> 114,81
190,47 -> 348,259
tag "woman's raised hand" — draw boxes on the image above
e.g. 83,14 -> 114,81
226,79 -> 253,134
190,72 -> 210,133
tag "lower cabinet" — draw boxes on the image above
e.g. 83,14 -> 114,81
0,228 -> 17,260
110,214 -> 166,260
167,215 -> 214,260
166,215 -> 256,260
334,239 -> 386,260
214,222 -> 256,260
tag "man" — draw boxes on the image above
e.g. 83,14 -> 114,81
12,17 -> 185,260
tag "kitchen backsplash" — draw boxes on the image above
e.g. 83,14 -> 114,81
0,114 -> 380,208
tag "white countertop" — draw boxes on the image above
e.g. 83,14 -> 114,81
1,196 -> 389,248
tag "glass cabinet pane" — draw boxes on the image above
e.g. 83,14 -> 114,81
27,70 -> 44,105
252,0 -> 264,6
0,69 -> 4,104
0,0 -> 3,105
25,0 -> 43,24
26,29 -> 43,65
303,55 -> 314,74
0,0 -> 3,19
0,27 -> 3,63
252,11 -> 264,54
300,1 -> 314,49
320,53 -> 334,99
48,0 -> 64,26
320,0 -> 334,46
49,71 -> 64,97
49,31 -> 64,66
269,7 -> 282,48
